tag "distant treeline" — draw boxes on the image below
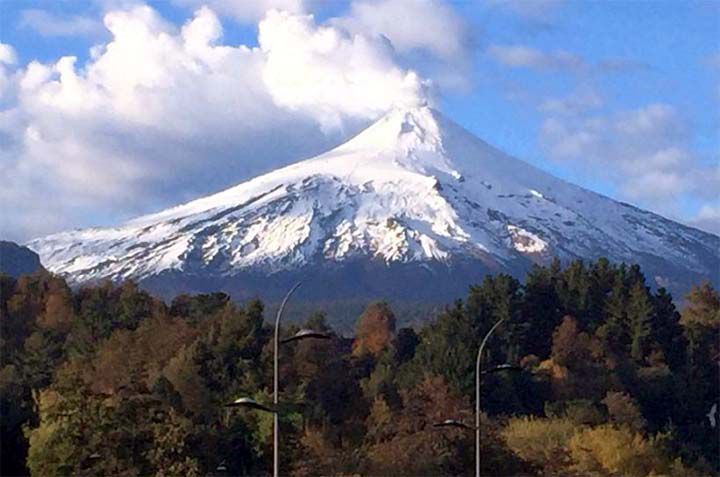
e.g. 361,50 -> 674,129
0,258 -> 718,476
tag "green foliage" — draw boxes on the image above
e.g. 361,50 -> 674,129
145,408 -> 201,477
410,302 -> 479,396
602,391 -> 646,433
501,416 -> 575,472
545,399 -> 607,426
521,264 -> 562,359
569,425 -> 690,477
650,288 -> 685,369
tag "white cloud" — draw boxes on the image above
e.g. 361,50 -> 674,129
487,44 -> 584,71
333,0 -> 472,92
260,9 -> 430,130
0,5 -> 432,241
171,0 -> 304,22
0,43 -> 18,103
19,9 -> 105,37
688,205 -> 720,236
539,102 -> 711,215
0,44 -> 17,65
336,0 -> 468,60
539,88 -> 603,115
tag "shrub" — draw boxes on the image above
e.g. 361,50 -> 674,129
501,416 -> 575,472
545,399 -> 607,426
602,391 -> 646,432
569,425 -> 691,477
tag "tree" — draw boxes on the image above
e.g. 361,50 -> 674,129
651,288 -> 686,369
36,279 -> 74,332
557,260 -> 590,320
521,265 -> 562,359
111,281 -> 159,330
548,316 -> 607,400
410,302 -> 479,396
0,363 -> 32,476
676,282 -> 720,470
597,276 -> 629,362
467,274 -> 524,363
65,285 -> 114,355
288,312 -> 336,381
569,425 -> 690,477
169,292 -> 230,323
24,371 -> 152,477
162,343 -> 212,418
626,282 -> 653,364
145,408 -> 201,477
363,376 -> 472,476
682,282 -> 720,328
19,330 -> 65,390
602,391 -> 646,433
550,316 -> 590,368
501,416 -> 575,474
393,327 -> 419,364
353,302 -> 396,357
586,258 -> 616,331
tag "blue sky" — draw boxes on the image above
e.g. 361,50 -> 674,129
0,0 -> 718,240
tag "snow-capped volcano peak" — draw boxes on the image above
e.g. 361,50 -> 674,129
310,105 -> 464,181
27,107 -> 719,299
336,105 -> 445,158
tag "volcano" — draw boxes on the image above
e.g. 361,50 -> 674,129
27,106 -> 719,301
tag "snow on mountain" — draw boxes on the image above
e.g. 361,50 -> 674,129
27,106 -> 719,298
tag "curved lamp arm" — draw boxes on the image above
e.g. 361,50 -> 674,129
475,317 -> 505,477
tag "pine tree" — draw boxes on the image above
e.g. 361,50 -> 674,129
558,260 -> 590,321
521,265 -> 562,359
467,274 -> 523,363
597,276 -> 628,361
626,282 -> 653,363
650,288 -> 685,369
587,258 -> 615,331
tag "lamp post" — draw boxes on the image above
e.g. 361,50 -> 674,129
476,317 -> 505,477
226,282 -> 330,477
273,283 -> 299,477
433,319 -> 511,477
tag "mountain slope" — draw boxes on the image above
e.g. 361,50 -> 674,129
27,106 -> 719,300
0,241 -> 44,278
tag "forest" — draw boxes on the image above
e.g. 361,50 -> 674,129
0,258 -> 718,476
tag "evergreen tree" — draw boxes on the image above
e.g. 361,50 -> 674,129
597,275 -> 629,361
558,260 -> 590,321
467,274 -> 523,363
650,288 -> 685,369
626,282 -> 653,364
411,302 -> 478,396
521,265 -> 562,359
586,258 -> 616,331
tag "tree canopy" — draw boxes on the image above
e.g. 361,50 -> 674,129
1,261 -> 717,476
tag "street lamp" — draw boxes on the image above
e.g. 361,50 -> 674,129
280,328 -> 332,344
224,397 -> 276,414
433,419 -> 475,431
226,282 -> 331,477
475,317 -> 505,477
433,365 -> 520,429
481,363 -> 522,375
434,319 -> 512,477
